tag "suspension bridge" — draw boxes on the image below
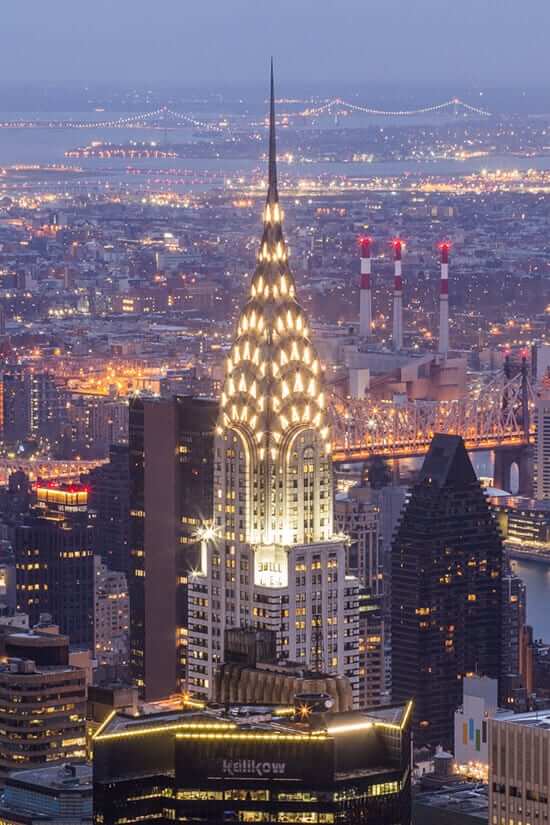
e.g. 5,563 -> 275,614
329,367 -> 534,466
0,97 -> 492,131
299,96 -> 491,119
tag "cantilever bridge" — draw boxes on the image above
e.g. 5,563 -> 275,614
330,367 -> 534,463
0,457 -> 106,486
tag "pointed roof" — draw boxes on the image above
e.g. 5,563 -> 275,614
219,64 -> 330,466
267,57 -> 278,206
418,434 -> 478,488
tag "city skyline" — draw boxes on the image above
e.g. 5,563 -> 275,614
0,6 -> 549,821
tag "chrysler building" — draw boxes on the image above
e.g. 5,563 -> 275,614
188,65 -> 359,704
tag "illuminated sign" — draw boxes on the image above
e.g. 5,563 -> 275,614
222,759 -> 286,777
254,546 -> 288,588
177,735 -> 333,786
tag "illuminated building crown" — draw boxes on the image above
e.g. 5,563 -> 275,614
218,62 -> 332,547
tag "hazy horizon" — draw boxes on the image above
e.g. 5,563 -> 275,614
1,0 -> 549,90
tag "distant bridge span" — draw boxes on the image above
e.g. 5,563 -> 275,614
330,368 -> 534,464
0,97 -> 492,132
0,458 -> 107,486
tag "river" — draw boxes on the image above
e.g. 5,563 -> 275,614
3,113 -> 550,193
510,559 -> 550,642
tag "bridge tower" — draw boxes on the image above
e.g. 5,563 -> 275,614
494,356 -> 533,495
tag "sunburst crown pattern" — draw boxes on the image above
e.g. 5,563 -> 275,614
217,63 -> 332,548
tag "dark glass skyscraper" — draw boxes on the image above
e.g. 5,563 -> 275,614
128,395 -> 217,701
2,370 -> 30,444
15,483 -> 94,647
88,444 -> 130,575
391,434 -> 503,747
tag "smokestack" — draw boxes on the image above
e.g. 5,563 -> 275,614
359,236 -> 372,338
392,239 -> 403,351
439,242 -> 450,356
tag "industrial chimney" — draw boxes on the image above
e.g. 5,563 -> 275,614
359,236 -> 373,339
439,242 -> 450,356
392,239 -> 403,351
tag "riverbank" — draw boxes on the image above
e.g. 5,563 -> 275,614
509,558 -> 550,642
506,543 -> 550,564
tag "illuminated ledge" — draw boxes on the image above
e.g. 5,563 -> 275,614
94,717 -> 234,743
93,700 -> 413,744
175,732 -> 327,742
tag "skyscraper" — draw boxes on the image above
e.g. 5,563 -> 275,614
1,370 -> 64,447
128,394 -> 217,700
500,568 -> 534,708
88,444 -> 130,575
334,486 -> 387,707
29,371 -> 65,444
391,434 -> 503,747
2,370 -> 30,444
535,383 -> 550,500
94,557 -> 129,677
334,484 -> 382,596
188,66 -> 360,703
15,482 -> 94,647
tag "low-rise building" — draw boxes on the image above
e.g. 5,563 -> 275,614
413,784 -> 488,825
0,763 -> 92,824
489,709 -> 550,825
454,676 -> 502,779
0,656 -> 86,784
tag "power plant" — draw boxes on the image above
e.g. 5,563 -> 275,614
317,237 -> 467,403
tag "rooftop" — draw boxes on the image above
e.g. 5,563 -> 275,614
7,762 -> 91,793
415,783 -> 488,822
497,710 -> 550,729
94,699 -> 412,741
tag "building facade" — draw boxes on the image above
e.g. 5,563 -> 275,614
187,71 -> 360,704
213,627 -> 354,711
128,395 -> 217,700
93,699 -> 412,825
0,657 -> 86,784
15,483 -> 94,647
500,568 -> 534,708
0,763 -> 92,825
88,444 -> 130,575
391,434 -> 503,747
358,589 -> 386,708
489,710 -> 550,825
93,557 -> 129,673
535,386 -> 550,500
2,370 -> 31,445
334,485 -> 383,596
454,675 -> 499,776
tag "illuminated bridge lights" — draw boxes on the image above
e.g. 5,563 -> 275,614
299,96 -> 492,119
0,96 -> 492,132
330,368 -> 535,462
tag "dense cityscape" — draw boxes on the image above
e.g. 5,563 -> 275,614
0,5 -> 550,825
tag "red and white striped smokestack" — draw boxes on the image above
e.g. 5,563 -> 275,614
439,242 -> 450,356
392,239 -> 403,350
359,236 -> 373,338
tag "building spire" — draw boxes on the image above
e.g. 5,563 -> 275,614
267,57 -> 278,205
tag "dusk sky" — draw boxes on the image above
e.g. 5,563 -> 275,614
1,0 -> 548,89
